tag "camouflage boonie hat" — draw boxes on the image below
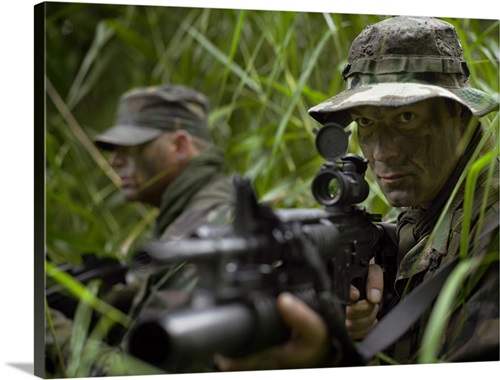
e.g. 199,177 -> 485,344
309,16 -> 499,126
94,84 -> 210,150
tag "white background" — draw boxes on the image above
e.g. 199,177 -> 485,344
1,1 -> 499,379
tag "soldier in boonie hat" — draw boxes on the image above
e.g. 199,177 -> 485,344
308,16 -> 499,125
214,16 -> 499,372
94,84 -> 210,150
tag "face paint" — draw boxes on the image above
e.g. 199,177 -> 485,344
109,133 -> 180,205
351,98 -> 463,208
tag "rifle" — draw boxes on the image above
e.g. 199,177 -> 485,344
127,123 -> 396,370
47,253 -> 128,319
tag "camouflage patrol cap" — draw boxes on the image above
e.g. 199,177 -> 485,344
94,84 -> 210,150
308,16 -> 499,126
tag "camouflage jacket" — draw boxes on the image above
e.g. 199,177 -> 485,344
125,172 -> 234,321
382,158 -> 499,363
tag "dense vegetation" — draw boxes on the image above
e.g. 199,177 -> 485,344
42,2 -> 499,377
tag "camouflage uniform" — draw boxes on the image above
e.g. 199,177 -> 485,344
385,157 -> 499,363
309,16 -> 499,364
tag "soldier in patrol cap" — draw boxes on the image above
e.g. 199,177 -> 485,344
94,84 -> 234,241
215,16 -> 499,370
96,83 -> 235,343
46,84 -> 235,376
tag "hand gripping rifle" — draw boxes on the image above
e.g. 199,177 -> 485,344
127,123 -> 395,370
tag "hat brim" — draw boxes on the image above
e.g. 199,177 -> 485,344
308,82 -> 499,126
93,125 -> 163,151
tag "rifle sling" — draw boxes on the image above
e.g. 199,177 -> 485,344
356,254 -> 458,362
356,211 -> 499,363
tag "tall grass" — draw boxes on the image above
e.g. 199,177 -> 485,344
43,3 -> 499,376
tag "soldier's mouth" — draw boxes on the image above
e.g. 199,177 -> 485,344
378,173 -> 408,184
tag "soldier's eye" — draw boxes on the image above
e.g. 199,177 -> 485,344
356,117 -> 372,127
398,112 -> 415,123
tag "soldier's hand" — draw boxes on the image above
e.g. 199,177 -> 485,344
214,292 -> 332,371
345,264 -> 383,340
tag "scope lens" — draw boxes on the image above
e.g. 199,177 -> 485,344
326,177 -> 342,200
312,171 -> 345,206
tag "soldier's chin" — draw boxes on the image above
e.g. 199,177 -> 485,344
384,191 -> 418,208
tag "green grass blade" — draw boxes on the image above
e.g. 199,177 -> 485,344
418,257 -> 481,363
46,261 -> 133,328
460,151 -> 494,260
66,280 -> 100,377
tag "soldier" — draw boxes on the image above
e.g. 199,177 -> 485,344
94,83 -> 235,329
94,84 -> 234,242
46,84 -> 235,376
215,16 -> 499,370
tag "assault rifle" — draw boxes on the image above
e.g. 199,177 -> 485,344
47,253 -> 128,319
127,123 -> 396,370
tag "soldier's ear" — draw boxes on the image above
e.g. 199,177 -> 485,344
172,130 -> 193,163
444,99 -> 471,134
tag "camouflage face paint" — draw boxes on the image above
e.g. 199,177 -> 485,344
109,133 -> 181,205
352,98 -> 463,208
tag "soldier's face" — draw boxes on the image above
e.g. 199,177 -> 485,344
109,133 -> 180,205
351,98 -> 465,208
